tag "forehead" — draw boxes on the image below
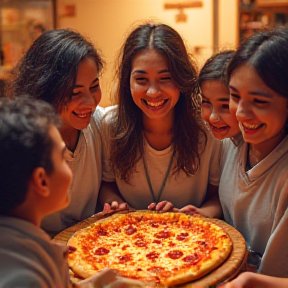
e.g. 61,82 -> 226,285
131,49 -> 169,70
201,80 -> 230,99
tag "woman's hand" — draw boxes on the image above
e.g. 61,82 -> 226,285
103,202 -> 129,213
148,201 -> 176,212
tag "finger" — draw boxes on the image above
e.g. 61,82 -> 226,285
111,201 -> 119,210
118,203 -> 128,210
103,203 -> 111,213
155,202 -> 167,211
161,202 -> 174,212
148,203 -> 156,210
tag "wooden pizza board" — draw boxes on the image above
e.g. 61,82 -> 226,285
53,210 -> 247,288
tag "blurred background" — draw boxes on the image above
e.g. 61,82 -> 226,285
0,0 -> 287,106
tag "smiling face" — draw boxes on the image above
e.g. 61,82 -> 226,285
201,80 -> 240,140
60,57 -> 101,132
229,64 -> 288,151
130,49 -> 180,122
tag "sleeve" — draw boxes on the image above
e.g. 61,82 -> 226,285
259,192 -> 288,277
101,106 -> 117,182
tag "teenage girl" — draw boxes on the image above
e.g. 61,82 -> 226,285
8,29 -> 105,236
199,50 -> 241,142
100,22 -> 222,218
220,26 -> 288,277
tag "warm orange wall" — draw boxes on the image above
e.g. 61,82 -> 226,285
56,0 -> 238,107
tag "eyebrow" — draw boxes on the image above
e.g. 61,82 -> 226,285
131,69 -> 170,75
229,85 -> 272,98
202,95 -> 229,102
74,77 -> 99,88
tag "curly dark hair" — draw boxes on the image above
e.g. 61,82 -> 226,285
108,22 -> 207,182
7,29 -> 104,112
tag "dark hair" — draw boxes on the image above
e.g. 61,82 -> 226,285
227,26 -> 288,99
109,22 -> 206,182
0,97 -> 61,214
199,50 -> 235,87
8,29 -> 104,111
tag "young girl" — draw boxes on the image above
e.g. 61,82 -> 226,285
199,50 -> 241,141
8,29 -> 105,236
220,26 -> 288,277
100,22 -> 222,218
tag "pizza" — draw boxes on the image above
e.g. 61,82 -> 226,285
67,211 -> 232,286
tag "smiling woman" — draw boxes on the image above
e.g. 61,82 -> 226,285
99,21 -> 222,219
219,26 -> 288,278
7,29 -> 105,236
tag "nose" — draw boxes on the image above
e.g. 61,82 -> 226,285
210,110 -> 221,123
82,89 -> 101,107
146,82 -> 161,97
235,100 -> 252,121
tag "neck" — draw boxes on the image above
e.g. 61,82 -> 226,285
59,126 -> 80,152
248,132 -> 286,168
143,115 -> 174,150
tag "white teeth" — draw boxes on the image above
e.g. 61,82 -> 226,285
241,123 -> 261,129
146,100 -> 165,107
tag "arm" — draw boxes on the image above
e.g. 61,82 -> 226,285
77,268 -> 144,288
98,181 -> 129,213
220,272 -> 288,288
179,184 -> 223,218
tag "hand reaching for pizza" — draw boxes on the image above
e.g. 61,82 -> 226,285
77,267 -> 145,288
103,202 -> 129,213
179,205 -> 201,216
148,201 -> 175,212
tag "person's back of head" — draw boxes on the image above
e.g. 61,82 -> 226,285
0,96 -> 61,214
9,29 -> 104,112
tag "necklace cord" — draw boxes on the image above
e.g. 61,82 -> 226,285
143,149 -> 175,203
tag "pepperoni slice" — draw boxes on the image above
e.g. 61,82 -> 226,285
125,225 -> 137,235
118,254 -> 132,262
167,250 -> 183,259
134,239 -> 147,247
146,251 -> 159,260
153,239 -> 161,244
95,247 -> 109,255
176,232 -> 189,241
155,230 -> 170,239
182,253 -> 201,265
97,228 -> 108,236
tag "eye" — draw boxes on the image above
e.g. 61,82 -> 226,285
230,93 -> 240,102
135,77 -> 147,84
160,76 -> 172,82
90,83 -> 99,91
201,100 -> 211,105
254,98 -> 268,104
222,104 -> 230,109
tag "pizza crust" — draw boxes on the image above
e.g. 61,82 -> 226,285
67,211 -> 233,286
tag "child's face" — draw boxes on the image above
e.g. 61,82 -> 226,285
201,80 -> 240,140
130,49 -> 180,121
229,64 -> 288,150
60,57 -> 101,131
46,125 -> 72,213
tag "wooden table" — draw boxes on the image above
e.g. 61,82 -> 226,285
53,210 -> 247,288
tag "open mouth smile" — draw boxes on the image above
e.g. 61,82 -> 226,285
240,122 -> 264,130
142,99 -> 168,108
72,110 -> 93,118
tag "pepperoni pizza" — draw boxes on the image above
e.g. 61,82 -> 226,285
67,211 -> 232,286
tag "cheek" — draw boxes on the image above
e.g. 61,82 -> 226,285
229,100 -> 238,116
201,107 -> 212,122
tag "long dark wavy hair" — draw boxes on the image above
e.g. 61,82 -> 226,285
109,22 -> 207,182
7,29 -> 104,112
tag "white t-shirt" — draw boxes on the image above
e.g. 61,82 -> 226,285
42,106 -> 104,235
102,110 -> 222,209
0,216 -> 70,288
220,135 -> 288,277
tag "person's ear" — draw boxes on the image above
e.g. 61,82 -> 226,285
30,167 -> 50,197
